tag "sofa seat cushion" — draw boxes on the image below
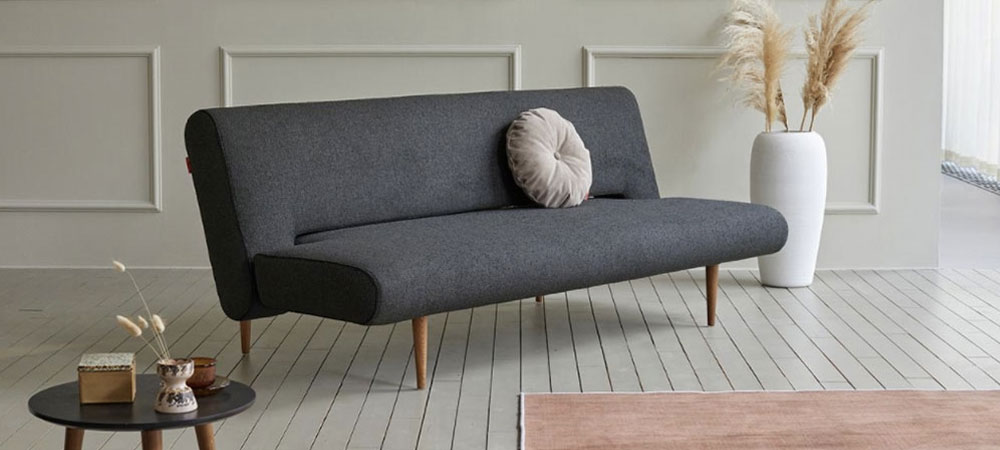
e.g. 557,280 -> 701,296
253,198 -> 787,325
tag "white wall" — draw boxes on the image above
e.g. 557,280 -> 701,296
0,0 -> 942,269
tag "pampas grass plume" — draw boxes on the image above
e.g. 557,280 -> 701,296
136,315 -> 149,329
112,260 -> 127,273
763,21 -> 792,131
719,0 -> 793,132
801,0 -> 874,131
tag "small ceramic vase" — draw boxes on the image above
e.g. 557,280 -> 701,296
155,359 -> 198,414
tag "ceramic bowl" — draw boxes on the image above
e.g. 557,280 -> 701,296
186,357 -> 216,389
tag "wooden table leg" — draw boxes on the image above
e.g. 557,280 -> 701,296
64,428 -> 84,450
195,423 -> 216,450
141,430 -> 162,450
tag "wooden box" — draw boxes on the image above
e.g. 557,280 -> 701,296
78,353 -> 136,404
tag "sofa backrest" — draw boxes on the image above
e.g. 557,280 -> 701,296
184,86 -> 660,320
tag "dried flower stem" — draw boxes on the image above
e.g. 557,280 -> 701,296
137,334 -> 166,361
116,315 -> 165,361
800,0 -> 874,131
719,0 -> 793,132
114,261 -> 171,361
122,270 -> 170,360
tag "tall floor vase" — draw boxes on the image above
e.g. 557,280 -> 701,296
750,132 -> 827,288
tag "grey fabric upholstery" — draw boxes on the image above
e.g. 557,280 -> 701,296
185,87 -> 659,320
254,198 -> 787,325
184,86 -> 787,323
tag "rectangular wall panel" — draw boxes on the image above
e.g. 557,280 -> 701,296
585,47 -> 883,215
222,45 -> 521,107
0,46 -> 161,212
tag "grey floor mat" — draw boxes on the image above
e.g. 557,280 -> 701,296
942,160 -> 1000,196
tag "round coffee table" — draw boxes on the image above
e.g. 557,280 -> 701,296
28,374 -> 255,450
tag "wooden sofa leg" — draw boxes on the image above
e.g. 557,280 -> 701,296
706,265 -> 719,327
240,320 -> 252,354
412,317 -> 428,390
535,295 -> 544,303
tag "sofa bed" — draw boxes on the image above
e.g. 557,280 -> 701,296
184,87 -> 788,389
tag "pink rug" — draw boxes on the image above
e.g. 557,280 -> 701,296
521,390 -> 1000,449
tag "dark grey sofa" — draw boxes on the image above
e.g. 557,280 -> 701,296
184,87 -> 787,389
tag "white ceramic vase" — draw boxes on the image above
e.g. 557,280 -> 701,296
154,359 -> 198,414
750,132 -> 827,288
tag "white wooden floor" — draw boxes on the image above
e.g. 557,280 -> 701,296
3,268 -> 1000,449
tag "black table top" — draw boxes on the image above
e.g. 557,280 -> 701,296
28,374 -> 255,431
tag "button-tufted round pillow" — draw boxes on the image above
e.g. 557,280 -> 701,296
506,108 -> 593,208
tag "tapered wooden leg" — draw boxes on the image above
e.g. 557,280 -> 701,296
64,428 -> 84,450
141,430 -> 163,450
412,316 -> 428,390
535,295 -> 544,303
194,423 -> 215,450
240,320 -> 251,354
706,265 -> 719,327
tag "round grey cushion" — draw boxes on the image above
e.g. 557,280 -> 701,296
506,108 -> 593,208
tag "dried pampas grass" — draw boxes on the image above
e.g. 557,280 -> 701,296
719,0 -> 793,132
801,0 -> 874,131
718,0 -> 874,134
